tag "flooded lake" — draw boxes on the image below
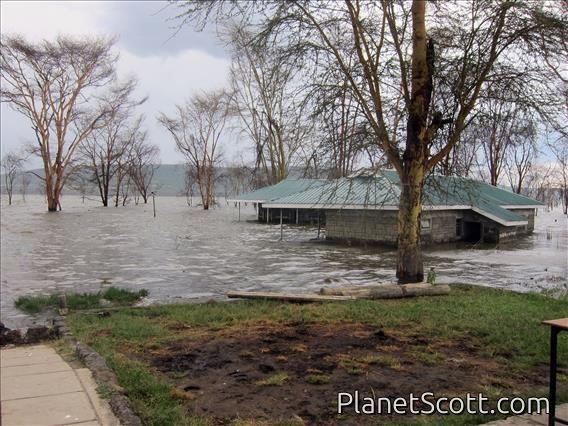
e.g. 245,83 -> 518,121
1,195 -> 567,329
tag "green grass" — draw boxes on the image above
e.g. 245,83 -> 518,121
255,372 -> 289,386
305,374 -> 331,385
15,287 -> 148,314
66,284 -> 568,425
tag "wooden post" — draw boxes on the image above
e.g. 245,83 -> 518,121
267,208 -> 270,223
238,202 -> 241,222
152,192 -> 156,218
296,208 -> 299,225
280,208 -> 283,241
58,294 -> 68,315
317,211 -> 321,239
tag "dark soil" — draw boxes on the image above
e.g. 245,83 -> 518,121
130,322 -> 548,425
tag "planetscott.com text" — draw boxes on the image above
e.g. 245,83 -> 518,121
337,391 -> 548,416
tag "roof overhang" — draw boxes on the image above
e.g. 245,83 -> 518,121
471,207 -> 528,227
501,205 -> 544,209
227,199 -> 266,203
263,203 -> 473,211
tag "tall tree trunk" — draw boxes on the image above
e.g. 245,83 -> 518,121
45,167 -> 60,212
396,0 -> 430,283
396,161 -> 425,282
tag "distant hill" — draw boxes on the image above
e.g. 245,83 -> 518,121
1,164 -> 260,198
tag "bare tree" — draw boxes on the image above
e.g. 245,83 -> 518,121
1,35 -> 118,211
549,135 -> 568,214
470,100 -> 535,187
228,26 -> 312,187
159,89 -> 233,210
79,81 -> 145,207
183,165 -> 197,207
433,126 -> 478,178
310,72 -> 369,178
1,151 -> 25,205
223,163 -> 253,198
21,173 -> 31,201
504,118 -> 538,195
65,164 -> 92,203
174,1 -> 567,282
129,133 -> 160,204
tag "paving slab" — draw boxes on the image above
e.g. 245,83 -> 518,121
1,346 -> 62,367
1,370 -> 83,400
1,360 -> 72,378
1,392 -> 97,425
1,344 -> 120,426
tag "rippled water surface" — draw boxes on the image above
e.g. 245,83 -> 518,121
1,195 -> 566,328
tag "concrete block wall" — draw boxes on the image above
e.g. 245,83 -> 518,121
420,211 -> 463,244
326,209 -> 398,245
324,207 -> 537,246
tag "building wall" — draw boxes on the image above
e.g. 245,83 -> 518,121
326,208 -> 537,246
326,210 -> 399,245
326,210 -> 464,246
420,211 -> 464,245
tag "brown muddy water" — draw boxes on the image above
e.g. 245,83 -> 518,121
1,195 -> 566,329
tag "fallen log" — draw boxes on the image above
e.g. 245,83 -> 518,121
226,284 -> 450,303
226,291 -> 355,302
320,283 -> 450,299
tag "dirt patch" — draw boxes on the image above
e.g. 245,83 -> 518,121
130,322 -> 547,425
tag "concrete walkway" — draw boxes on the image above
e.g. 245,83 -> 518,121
1,344 -> 119,426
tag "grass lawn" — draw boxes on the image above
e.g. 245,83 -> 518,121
64,284 -> 568,426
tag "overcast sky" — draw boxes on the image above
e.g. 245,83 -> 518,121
1,1 -> 239,167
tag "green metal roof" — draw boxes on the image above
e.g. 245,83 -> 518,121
263,169 -> 544,226
228,179 -> 326,203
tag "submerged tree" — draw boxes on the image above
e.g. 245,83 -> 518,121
1,151 -> 25,205
1,35 -> 118,211
79,80 -> 146,207
129,131 -> 160,204
158,89 -> 233,210
228,26 -> 311,187
173,1 -> 567,282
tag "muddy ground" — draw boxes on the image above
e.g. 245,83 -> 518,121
127,322 -> 549,425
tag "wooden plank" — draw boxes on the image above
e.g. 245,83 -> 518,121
226,291 -> 354,302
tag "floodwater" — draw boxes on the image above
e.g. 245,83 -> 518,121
1,195 -> 567,329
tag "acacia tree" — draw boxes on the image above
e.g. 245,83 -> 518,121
174,1 -> 567,282
228,26 -> 313,187
1,151 -> 25,205
311,71 -> 369,178
159,89 -> 233,210
129,133 -> 160,204
433,124 -> 478,177
1,35 -> 118,211
79,81 -> 145,207
469,100 -> 534,187
504,118 -> 538,194
549,136 -> 568,214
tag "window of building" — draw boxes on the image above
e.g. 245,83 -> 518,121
421,219 -> 431,230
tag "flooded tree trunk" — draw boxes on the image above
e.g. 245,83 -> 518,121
396,163 -> 424,283
396,1 -> 429,283
45,167 -> 62,212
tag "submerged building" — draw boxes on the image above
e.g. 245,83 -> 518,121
232,170 -> 544,245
